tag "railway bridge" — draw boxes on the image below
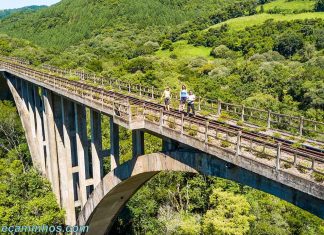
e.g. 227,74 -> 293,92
0,57 -> 323,234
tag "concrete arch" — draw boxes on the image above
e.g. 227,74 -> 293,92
77,151 -> 324,235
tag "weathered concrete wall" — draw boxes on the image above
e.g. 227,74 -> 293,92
77,150 -> 324,235
4,74 -> 42,171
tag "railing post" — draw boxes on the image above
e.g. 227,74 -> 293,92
276,143 -> 281,171
128,83 -> 131,93
142,103 -> 146,120
139,85 -> 142,96
241,105 -> 245,122
236,131 -> 242,156
101,90 -> 104,110
299,116 -> 304,136
198,97 -> 201,111
217,100 -> 222,116
267,110 -> 271,129
205,121 -> 209,143
151,86 -> 154,99
159,108 -> 164,127
181,113 -> 184,135
128,104 -> 132,123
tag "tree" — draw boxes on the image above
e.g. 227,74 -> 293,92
274,32 -> 304,57
202,189 -> 255,235
161,40 -> 173,51
0,101 -> 64,226
315,0 -> 324,11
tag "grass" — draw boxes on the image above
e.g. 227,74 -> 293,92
184,124 -> 198,137
257,0 -> 315,13
208,12 -> 324,31
156,40 -> 213,60
221,140 -> 231,148
312,172 -> 324,183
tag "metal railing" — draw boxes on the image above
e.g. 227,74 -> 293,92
1,56 -> 323,142
1,58 -> 323,182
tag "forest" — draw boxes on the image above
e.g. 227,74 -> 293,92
0,0 -> 323,234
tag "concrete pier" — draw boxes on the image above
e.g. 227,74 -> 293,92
75,103 -> 89,206
110,118 -> 120,170
42,89 -> 61,203
34,85 -> 46,175
132,130 -> 144,157
90,110 -> 103,187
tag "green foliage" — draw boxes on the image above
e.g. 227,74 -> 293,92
274,31 -> 304,57
311,171 -> 324,182
220,140 -> 231,148
0,0 -> 250,49
0,101 -> 64,226
202,189 -> 255,235
0,1 -> 324,233
0,5 -> 47,20
184,124 -> 198,137
315,0 -> 324,11
211,45 -> 236,59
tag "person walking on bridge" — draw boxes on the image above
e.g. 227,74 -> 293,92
161,86 -> 171,111
187,90 -> 196,116
179,85 -> 188,112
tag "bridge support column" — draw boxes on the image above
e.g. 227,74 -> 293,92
162,138 -> 178,152
42,89 -> 60,203
27,82 -> 37,139
33,85 -> 46,176
90,110 -> 103,187
62,99 -> 77,225
110,118 -> 120,170
53,95 -> 76,225
75,104 -> 90,206
132,130 -> 144,158
5,75 -> 41,171
21,79 -> 28,110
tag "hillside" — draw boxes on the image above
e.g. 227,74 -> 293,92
0,0 -> 251,49
0,5 -> 47,20
0,0 -> 324,234
208,12 -> 324,30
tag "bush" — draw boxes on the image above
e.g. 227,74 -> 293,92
167,117 -> 176,129
161,39 -> 173,50
282,162 -> 293,169
210,45 -> 235,59
125,57 -> 154,73
220,140 -> 231,148
315,0 -> 324,12
297,162 -> 310,174
312,171 -> 324,182
274,32 -> 304,57
256,150 -> 272,160
184,124 -> 198,137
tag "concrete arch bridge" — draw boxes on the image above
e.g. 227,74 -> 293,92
0,57 -> 323,235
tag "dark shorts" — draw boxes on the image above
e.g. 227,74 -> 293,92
180,97 -> 187,104
164,98 -> 170,105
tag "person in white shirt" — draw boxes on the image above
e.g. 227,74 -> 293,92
161,86 -> 171,111
187,90 -> 195,116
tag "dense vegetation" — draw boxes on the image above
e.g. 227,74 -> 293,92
0,100 -> 64,226
0,5 -> 47,20
0,0 -> 323,234
0,0 -> 265,49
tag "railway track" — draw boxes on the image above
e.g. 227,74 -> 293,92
4,61 -> 324,162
